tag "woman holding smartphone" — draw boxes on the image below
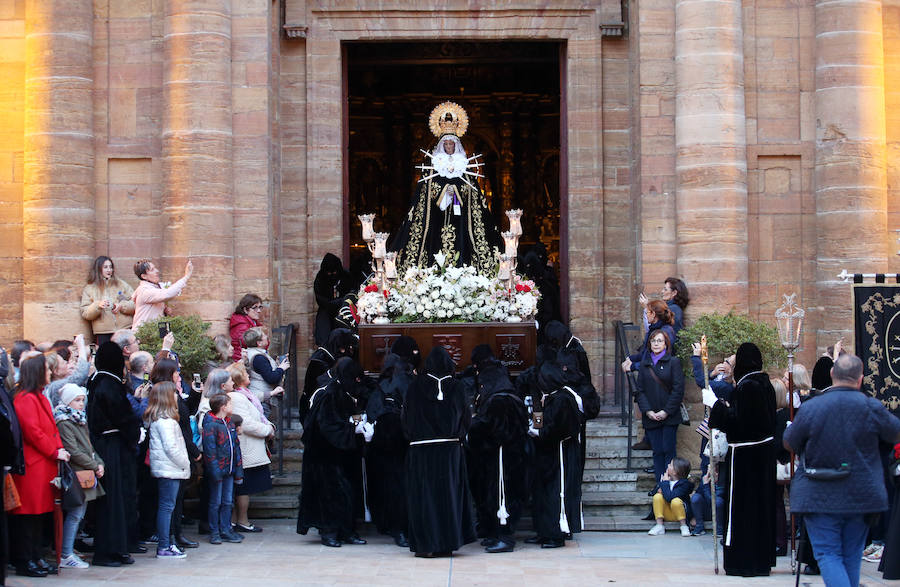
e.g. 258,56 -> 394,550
81,256 -> 135,345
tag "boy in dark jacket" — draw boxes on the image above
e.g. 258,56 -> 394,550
202,394 -> 244,544
649,457 -> 693,537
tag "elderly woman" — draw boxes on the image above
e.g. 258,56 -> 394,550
243,327 -> 287,420
227,362 -> 275,533
705,342 -> 777,577
9,355 -> 70,577
131,258 -> 193,330
81,256 -> 136,345
229,294 -> 264,362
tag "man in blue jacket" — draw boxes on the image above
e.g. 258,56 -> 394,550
784,354 -> 900,587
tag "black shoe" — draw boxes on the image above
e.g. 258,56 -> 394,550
341,534 -> 367,545
175,534 -> 199,549
632,439 -> 652,451
524,535 -> 545,545
128,544 -> 147,554
480,537 -> 498,547
321,537 -> 341,548
36,559 -> 57,575
393,532 -> 409,548
803,565 -> 820,576
644,466 -> 655,474
74,538 -> 94,553
118,554 -> 135,565
541,539 -> 565,549
209,535 -> 222,545
16,560 -> 48,577
198,522 -> 211,535
234,522 -> 263,533
774,545 -> 787,557
414,552 -> 435,558
485,540 -> 514,553
91,557 -> 122,567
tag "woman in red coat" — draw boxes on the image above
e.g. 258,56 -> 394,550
10,354 -> 70,578
229,294 -> 263,362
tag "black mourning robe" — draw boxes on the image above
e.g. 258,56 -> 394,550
296,370 -> 363,539
544,321 -> 592,382
402,349 -> 476,554
389,174 -> 501,275
532,386 -> 584,541
313,253 -> 352,345
299,328 -> 356,422
366,354 -> 414,536
709,371 -> 777,577
466,360 -> 529,542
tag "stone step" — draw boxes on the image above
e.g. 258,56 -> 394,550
586,456 -> 654,470
247,495 -> 299,519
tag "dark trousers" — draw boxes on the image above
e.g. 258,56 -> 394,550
170,479 -> 187,537
9,513 -> 47,565
646,425 -> 677,485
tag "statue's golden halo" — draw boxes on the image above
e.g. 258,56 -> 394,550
428,101 -> 469,138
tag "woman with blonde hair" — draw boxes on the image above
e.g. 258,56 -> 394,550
226,361 -> 274,533
771,377 -> 792,557
145,381 -> 190,559
81,256 -> 135,345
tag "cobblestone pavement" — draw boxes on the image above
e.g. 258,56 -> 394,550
5,520 -> 898,586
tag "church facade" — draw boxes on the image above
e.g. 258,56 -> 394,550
0,0 -> 896,396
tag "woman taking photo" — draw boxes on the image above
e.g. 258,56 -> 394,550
81,256 -> 135,345
634,330 -> 684,485
9,354 -> 70,577
243,328 -> 287,420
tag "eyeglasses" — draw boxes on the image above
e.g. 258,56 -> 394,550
130,339 -> 140,346
249,305 -> 262,311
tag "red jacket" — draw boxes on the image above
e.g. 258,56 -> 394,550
11,390 -> 63,515
229,313 -> 261,362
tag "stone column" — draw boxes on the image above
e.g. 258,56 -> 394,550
162,0 -> 233,327
674,0 -> 749,315
815,0 -> 888,345
22,0 -> 94,341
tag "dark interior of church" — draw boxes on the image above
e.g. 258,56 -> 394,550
345,41 -> 562,271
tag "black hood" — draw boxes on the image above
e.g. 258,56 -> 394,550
470,344 -> 495,371
733,342 -> 763,383
332,356 -> 363,399
94,341 -> 125,377
390,336 -> 421,369
557,348 -> 583,385
325,328 -> 357,359
543,320 -> 571,350
538,361 -> 565,394
811,356 -> 834,390
424,346 -> 456,378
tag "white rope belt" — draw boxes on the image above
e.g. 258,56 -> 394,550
725,436 -> 773,546
497,446 -> 509,525
427,373 -> 452,400
559,436 -> 572,533
409,437 -> 459,446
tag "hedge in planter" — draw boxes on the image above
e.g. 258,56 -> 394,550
134,315 -> 217,379
673,311 -> 787,379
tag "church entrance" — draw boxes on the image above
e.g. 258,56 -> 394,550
344,40 -> 564,311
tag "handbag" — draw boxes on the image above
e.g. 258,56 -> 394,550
646,364 -> 691,425
3,474 -> 21,511
75,469 -> 97,490
58,462 -> 85,510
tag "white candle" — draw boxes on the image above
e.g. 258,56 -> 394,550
384,252 -> 398,279
498,255 -> 512,280
506,209 -> 523,237
373,232 -> 389,259
358,213 -> 375,241
501,231 -> 518,258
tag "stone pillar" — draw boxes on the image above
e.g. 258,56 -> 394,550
22,0 -> 94,341
674,0 -> 749,315
815,0 -> 888,346
162,0 -> 233,328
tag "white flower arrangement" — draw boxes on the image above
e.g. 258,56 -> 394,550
356,252 -> 541,324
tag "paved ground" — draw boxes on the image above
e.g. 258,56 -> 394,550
5,520 -> 898,586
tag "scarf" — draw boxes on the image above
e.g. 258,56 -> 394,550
651,350 -> 666,365
54,404 -> 87,426
236,386 -> 268,422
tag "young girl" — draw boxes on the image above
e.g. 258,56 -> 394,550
145,381 -> 191,559
649,457 -> 693,537
55,383 -> 105,569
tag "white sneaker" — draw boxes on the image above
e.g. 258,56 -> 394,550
648,524 -> 665,536
863,544 -> 883,563
680,525 -> 691,537
60,553 -> 89,569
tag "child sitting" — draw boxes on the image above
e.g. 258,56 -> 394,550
648,457 -> 693,537
202,393 -> 244,544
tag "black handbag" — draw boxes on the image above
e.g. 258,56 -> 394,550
59,462 -> 85,510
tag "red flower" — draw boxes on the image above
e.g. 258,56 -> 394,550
364,284 -> 378,293
894,442 -> 900,460
383,289 -> 389,298
515,283 -> 524,292
522,284 -> 531,293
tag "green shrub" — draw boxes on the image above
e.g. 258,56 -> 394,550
674,311 -> 787,379
135,315 -> 217,379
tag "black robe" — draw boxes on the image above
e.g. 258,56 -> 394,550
314,253 -> 352,345
532,386 -> 584,541
467,361 -> 529,542
366,355 -> 414,536
402,349 -> 476,553
299,328 -> 356,422
709,371 -> 777,577
389,174 -> 501,275
296,377 -> 362,539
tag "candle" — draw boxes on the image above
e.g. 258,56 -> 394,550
358,213 -> 376,241
501,231 -> 518,258
506,209 -> 523,237
373,232 -> 389,259
384,252 -> 398,279
498,255 -> 512,280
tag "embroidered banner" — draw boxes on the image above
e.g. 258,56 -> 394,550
853,284 -> 900,414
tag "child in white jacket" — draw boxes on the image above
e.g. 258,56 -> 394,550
145,381 -> 191,559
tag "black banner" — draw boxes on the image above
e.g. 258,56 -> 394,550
853,284 -> 900,415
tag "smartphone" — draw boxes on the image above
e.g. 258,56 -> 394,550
158,322 -> 170,339
89,343 -> 97,356
277,354 -> 288,364
193,373 -> 201,386
143,372 -> 149,382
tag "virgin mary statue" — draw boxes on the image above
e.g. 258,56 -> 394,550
389,102 -> 501,276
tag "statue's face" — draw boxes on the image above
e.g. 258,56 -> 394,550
443,140 -> 455,155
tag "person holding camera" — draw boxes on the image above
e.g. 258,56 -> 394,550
243,327 -> 287,420
81,256 -> 136,345
131,258 -> 193,331
784,354 -> 900,587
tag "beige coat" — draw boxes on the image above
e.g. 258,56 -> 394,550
81,279 -> 135,334
228,391 -> 274,469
